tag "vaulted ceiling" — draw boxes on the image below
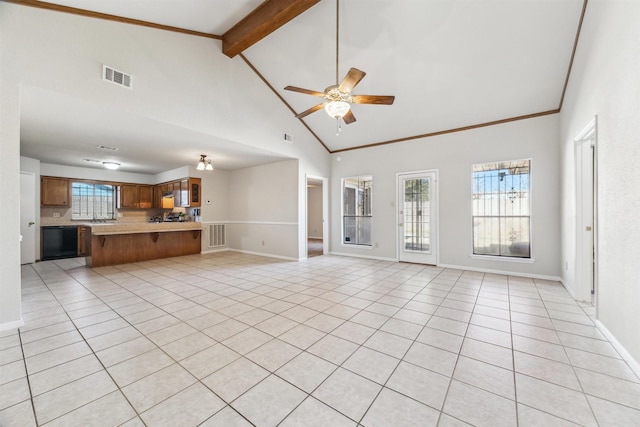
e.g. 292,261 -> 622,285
13,0 -> 586,172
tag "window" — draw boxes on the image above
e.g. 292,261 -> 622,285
71,182 -> 116,220
343,176 -> 372,246
472,160 -> 531,258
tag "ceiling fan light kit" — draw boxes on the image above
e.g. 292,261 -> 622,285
196,154 -> 214,171
284,0 -> 394,128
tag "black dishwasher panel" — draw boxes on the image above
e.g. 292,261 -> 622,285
42,226 -> 78,260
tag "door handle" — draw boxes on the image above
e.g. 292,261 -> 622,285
399,223 -> 403,227
28,221 -> 35,227
585,226 -> 592,231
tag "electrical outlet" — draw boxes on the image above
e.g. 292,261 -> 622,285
117,213 -> 123,218
565,261 -> 569,271
53,212 -> 60,218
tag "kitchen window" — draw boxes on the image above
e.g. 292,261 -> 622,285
472,159 -> 531,258
343,175 -> 372,246
71,182 -> 116,220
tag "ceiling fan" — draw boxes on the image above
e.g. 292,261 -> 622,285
284,0 -> 395,126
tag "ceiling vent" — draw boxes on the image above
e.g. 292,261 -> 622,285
98,144 -> 119,152
103,64 -> 132,89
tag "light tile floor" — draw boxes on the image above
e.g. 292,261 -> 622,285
1,252 -> 640,426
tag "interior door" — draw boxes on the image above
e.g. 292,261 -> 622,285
20,172 -> 36,264
398,171 -> 438,264
576,139 -> 595,302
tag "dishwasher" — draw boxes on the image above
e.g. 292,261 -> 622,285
42,226 -> 78,260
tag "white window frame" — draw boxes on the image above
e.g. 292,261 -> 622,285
342,175 -> 373,247
71,181 -> 116,221
471,159 -> 533,261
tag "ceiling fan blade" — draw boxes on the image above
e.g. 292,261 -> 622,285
296,103 -> 325,118
351,95 -> 395,105
338,68 -> 366,93
343,109 -> 356,124
284,86 -> 325,97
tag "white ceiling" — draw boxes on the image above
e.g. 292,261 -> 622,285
18,0 -> 585,173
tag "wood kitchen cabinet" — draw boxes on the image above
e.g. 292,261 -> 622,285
120,184 -> 153,208
189,178 -> 201,207
41,177 -> 70,207
77,225 -> 88,256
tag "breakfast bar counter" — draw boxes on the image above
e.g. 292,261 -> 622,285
85,222 -> 202,267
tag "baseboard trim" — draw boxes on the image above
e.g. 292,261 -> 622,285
201,248 -> 230,254
330,251 -> 397,262
437,263 -> 562,282
228,249 -> 298,261
559,278 -> 578,300
595,320 -> 640,379
0,318 -> 24,332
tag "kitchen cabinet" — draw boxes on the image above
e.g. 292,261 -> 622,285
172,181 -> 182,207
189,178 -> 201,207
120,184 -> 153,209
179,179 -> 189,207
138,185 -> 153,208
77,225 -> 87,256
152,178 -> 201,208
41,177 -> 70,207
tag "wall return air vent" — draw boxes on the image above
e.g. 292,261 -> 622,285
103,64 -> 132,89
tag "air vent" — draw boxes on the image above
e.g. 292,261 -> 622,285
208,224 -> 226,247
98,145 -> 119,152
103,64 -> 132,89
283,133 -> 293,143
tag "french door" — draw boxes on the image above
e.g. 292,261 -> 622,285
398,171 -> 438,264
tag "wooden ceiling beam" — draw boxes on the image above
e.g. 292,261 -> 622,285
222,0 -> 320,58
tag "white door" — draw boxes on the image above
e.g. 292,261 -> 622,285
576,139 -> 595,302
398,171 -> 438,264
20,172 -> 37,264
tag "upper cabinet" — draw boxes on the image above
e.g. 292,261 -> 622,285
41,177 -> 70,207
120,184 -> 153,209
189,178 -> 201,207
154,177 -> 201,208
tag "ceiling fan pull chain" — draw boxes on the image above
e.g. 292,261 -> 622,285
336,118 -> 342,136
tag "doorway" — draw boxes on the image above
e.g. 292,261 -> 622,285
397,171 -> 438,264
574,118 -> 597,304
306,176 -> 328,257
20,172 -> 36,264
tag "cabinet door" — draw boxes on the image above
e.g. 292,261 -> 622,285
77,226 -> 86,256
172,181 -> 181,207
180,179 -> 189,207
120,184 -> 139,208
138,186 -> 153,209
41,177 -> 70,206
189,178 -> 201,207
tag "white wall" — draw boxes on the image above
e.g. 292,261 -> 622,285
559,1 -> 640,364
307,185 -> 323,239
226,160 -> 299,259
331,114 -> 561,278
0,3 -> 331,329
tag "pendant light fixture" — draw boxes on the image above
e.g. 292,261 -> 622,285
196,154 -> 214,171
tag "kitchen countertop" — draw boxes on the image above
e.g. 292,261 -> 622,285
86,222 -> 203,235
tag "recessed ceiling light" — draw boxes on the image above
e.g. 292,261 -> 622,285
103,162 -> 120,170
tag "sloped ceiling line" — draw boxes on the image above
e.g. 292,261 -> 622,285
8,0 -> 589,155
4,0 -> 221,39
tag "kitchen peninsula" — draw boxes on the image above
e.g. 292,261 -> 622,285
85,222 -> 202,267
